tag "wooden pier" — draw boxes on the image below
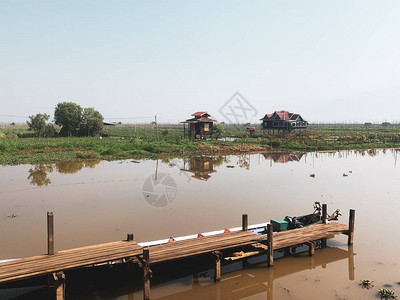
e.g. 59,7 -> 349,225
0,206 -> 355,300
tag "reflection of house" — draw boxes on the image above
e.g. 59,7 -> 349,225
263,152 -> 304,163
181,112 -> 217,140
181,156 -> 216,180
260,110 -> 308,133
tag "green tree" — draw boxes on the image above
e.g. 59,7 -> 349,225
54,102 -> 82,137
213,123 -> 226,138
43,124 -> 56,138
27,113 -> 50,137
79,107 -> 104,136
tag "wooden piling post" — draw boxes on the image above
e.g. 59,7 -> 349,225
212,251 -> 222,282
348,245 -> 355,280
242,214 -> 248,231
48,272 -> 65,300
322,204 -> 327,224
47,212 -> 54,255
266,266 -> 274,300
127,233 -> 134,241
311,255 -> 315,269
267,224 -> 273,267
56,272 -> 66,300
143,248 -> 151,300
348,209 -> 355,245
308,242 -> 315,256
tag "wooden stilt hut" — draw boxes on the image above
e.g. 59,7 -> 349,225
182,112 -> 217,140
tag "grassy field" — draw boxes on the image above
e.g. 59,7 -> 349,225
1,123 -> 400,165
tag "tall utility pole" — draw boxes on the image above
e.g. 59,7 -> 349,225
155,115 -> 159,141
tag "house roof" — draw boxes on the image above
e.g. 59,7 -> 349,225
260,111 -> 306,122
275,110 -> 292,120
181,117 -> 217,123
191,112 -> 208,116
182,112 -> 217,123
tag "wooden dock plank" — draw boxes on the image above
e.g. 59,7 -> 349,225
148,223 -> 348,264
0,241 -> 142,283
0,241 -> 140,274
0,222 -> 349,284
0,243 -> 141,273
0,240 -> 133,269
149,232 -> 263,263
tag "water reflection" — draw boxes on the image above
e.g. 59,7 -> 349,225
54,160 -> 100,174
155,246 -> 355,300
27,160 -> 101,186
27,164 -> 54,187
263,152 -> 304,163
180,156 -> 225,181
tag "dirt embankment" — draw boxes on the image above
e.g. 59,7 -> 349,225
198,144 -> 268,154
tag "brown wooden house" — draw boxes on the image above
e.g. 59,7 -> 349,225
181,112 -> 217,140
260,110 -> 308,133
247,127 -> 256,137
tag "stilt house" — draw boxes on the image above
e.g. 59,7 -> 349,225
182,112 -> 217,140
260,110 -> 308,133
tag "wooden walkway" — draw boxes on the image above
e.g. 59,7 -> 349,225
146,222 -> 348,264
0,240 -> 142,283
0,206 -> 355,300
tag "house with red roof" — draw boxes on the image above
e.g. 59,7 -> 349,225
260,110 -> 308,132
181,112 -> 217,140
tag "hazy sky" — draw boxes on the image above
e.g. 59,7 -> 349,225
1,0 -> 399,124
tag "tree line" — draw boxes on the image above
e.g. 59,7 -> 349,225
27,102 -> 104,138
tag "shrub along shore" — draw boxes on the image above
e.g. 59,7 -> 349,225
1,124 -> 400,165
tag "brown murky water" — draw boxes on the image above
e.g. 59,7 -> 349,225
1,149 -> 400,299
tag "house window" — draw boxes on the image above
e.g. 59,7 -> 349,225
273,122 -> 278,127
291,122 -> 295,127
204,123 -> 209,132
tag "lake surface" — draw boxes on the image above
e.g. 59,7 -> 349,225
1,149 -> 400,299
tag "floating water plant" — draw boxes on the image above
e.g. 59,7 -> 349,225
360,279 -> 374,289
378,288 -> 397,299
